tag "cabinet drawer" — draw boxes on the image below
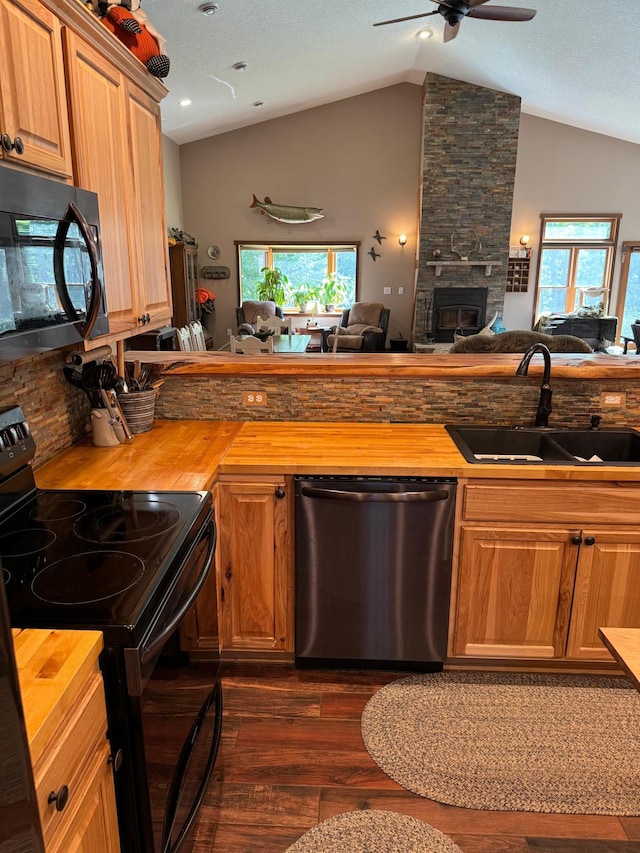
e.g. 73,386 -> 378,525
462,481 -> 640,525
33,673 -> 108,846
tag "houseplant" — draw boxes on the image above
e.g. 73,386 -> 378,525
292,284 -> 320,313
256,266 -> 288,306
319,273 -> 349,312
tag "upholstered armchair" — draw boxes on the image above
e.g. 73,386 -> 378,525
321,302 -> 390,352
236,301 -> 284,335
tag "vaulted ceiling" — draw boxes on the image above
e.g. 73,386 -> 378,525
150,0 -> 640,147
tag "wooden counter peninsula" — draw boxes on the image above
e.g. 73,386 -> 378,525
125,351 -> 640,428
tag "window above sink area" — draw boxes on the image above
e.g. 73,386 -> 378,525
445,425 -> 640,466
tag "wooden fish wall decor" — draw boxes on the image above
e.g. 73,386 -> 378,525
250,194 -> 324,224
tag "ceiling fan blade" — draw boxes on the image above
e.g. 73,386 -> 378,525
467,6 -> 537,21
373,10 -> 438,26
443,21 -> 460,42
466,0 -> 493,7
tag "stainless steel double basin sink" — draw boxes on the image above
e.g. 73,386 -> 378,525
445,424 -> 640,466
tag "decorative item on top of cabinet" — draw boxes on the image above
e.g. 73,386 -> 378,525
217,475 -> 294,659
451,480 -> 640,670
0,0 -> 73,177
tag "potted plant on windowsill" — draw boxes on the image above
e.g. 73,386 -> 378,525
256,266 -> 288,306
292,284 -> 320,313
319,273 -> 349,312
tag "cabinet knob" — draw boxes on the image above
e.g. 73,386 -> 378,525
13,136 -> 24,155
1,133 -> 14,152
275,488 -> 286,499
137,313 -> 151,325
108,749 -> 124,772
571,534 -> 582,545
583,535 -> 596,546
48,785 -> 69,812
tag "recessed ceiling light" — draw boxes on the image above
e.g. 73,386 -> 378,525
252,101 -> 264,108
232,61 -> 248,72
417,27 -> 433,39
198,2 -> 218,16
179,98 -> 192,107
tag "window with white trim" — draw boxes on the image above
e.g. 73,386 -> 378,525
533,215 -> 620,321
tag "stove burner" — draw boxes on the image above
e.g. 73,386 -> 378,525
2,567 -> 10,585
0,528 -> 56,557
30,498 -> 87,522
73,498 -> 182,544
32,552 -> 145,605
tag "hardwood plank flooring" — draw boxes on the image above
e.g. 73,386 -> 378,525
144,663 -> 640,853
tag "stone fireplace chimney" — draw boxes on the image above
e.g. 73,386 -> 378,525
414,74 -> 521,343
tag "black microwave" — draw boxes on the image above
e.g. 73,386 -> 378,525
0,168 -> 109,360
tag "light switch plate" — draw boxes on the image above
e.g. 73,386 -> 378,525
383,287 -> 391,295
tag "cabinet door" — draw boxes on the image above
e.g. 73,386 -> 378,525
0,0 -> 72,176
566,530 -> 640,661
64,31 -> 138,336
181,483 -> 220,653
126,82 -> 172,328
47,744 -> 120,853
218,477 -> 293,654
453,526 -> 577,659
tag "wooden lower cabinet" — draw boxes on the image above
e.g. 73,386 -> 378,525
47,743 -> 120,853
566,530 -> 640,660
217,475 -> 294,656
452,480 -> 640,668
453,526 -> 577,659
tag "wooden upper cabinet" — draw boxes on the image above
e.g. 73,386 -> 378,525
64,34 -> 171,337
0,0 -> 72,177
63,30 -> 137,335
127,83 -> 172,328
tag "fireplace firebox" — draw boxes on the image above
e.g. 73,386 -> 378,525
431,287 -> 488,343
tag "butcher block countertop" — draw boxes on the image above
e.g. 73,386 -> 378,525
12,629 -> 103,766
34,420 -> 640,488
35,420 -> 242,491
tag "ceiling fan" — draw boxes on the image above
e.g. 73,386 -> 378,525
373,0 -> 537,43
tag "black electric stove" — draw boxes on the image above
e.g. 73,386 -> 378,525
0,406 -> 222,853
2,468 -> 211,646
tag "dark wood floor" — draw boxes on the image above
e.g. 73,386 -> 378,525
144,663 -> 640,853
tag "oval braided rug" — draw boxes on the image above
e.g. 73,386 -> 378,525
284,810 -> 463,853
361,671 -> 640,815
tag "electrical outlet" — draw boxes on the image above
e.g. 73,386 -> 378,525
398,287 -> 404,295
383,287 -> 391,295
600,392 -> 626,407
227,328 -> 232,336
242,391 -> 268,406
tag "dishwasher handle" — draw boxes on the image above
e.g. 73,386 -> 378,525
300,485 -> 450,503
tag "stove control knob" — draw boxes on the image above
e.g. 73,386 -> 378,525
48,785 -> 69,812
108,749 -> 124,772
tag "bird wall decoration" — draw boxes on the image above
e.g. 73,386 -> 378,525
368,246 -> 381,261
372,230 -> 387,244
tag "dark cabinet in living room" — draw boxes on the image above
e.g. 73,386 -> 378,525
169,242 -> 199,329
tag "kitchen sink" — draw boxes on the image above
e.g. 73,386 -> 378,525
445,425 -> 640,465
549,429 -> 640,464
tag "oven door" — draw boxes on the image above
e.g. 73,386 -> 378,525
110,514 -> 222,853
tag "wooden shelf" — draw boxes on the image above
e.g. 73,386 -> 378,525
506,258 -> 530,292
425,261 -> 502,277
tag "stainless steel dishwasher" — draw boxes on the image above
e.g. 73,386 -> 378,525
294,476 -> 457,670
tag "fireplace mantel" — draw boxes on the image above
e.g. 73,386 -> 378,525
425,261 -> 503,277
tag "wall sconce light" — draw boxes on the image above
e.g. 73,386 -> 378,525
519,235 -> 530,247
398,234 -> 408,246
